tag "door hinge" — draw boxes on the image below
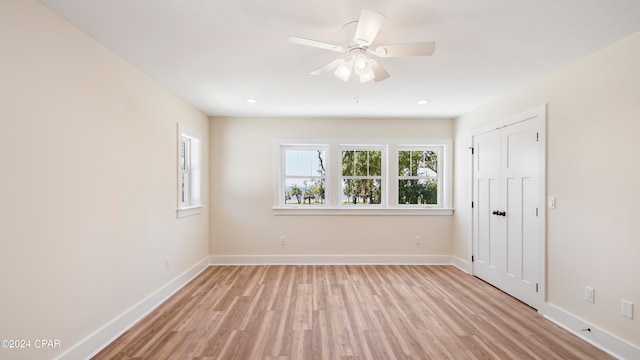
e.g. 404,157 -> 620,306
536,132 -> 539,142
472,201 -> 474,208
469,146 -> 474,154
471,255 -> 474,262
536,283 -> 539,293
536,207 -> 539,216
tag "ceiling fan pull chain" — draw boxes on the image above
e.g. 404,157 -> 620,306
353,67 -> 359,103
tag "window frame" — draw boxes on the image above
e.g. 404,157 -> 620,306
273,138 -> 452,216
177,124 -> 203,218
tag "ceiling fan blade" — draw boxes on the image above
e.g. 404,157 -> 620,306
368,59 -> 390,82
288,36 -> 345,52
354,9 -> 386,46
310,59 -> 345,75
375,41 -> 435,57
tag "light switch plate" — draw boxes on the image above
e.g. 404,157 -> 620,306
622,300 -> 634,319
548,196 -> 556,209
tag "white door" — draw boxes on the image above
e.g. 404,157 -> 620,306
472,113 -> 544,309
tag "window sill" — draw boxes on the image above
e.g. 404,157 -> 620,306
177,205 -> 203,218
272,207 -> 453,216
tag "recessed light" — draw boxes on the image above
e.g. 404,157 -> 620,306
246,98 -> 257,104
417,99 -> 430,105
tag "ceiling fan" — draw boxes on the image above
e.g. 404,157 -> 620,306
289,9 -> 435,83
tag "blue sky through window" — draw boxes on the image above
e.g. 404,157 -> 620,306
285,149 -> 323,177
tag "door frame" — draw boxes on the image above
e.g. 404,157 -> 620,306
470,104 -> 547,310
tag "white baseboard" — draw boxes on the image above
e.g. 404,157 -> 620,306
55,256 -> 210,360
452,256 -> 471,273
542,303 -> 640,360
209,254 -> 453,265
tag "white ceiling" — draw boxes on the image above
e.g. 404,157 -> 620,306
40,0 -> 640,119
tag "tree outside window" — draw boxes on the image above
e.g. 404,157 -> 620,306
398,149 -> 439,205
283,148 -> 326,205
277,141 -> 449,210
341,148 -> 383,205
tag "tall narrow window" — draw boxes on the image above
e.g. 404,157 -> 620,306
282,146 -> 326,206
177,124 -> 202,217
397,147 -> 440,206
180,137 -> 191,203
340,147 -> 384,206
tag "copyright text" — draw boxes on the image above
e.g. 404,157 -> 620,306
1,339 -> 61,349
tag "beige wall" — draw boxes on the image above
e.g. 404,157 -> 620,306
210,117 -> 453,257
5,0 -> 637,356
0,1 -> 209,359
453,31 -> 640,346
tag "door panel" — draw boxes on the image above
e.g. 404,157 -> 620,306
489,177 -> 503,270
473,116 -> 542,309
506,176 -> 522,278
522,177 -> 537,283
477,179 -> 490,264
506,131 -> 535,169
472,129 -> 502,284
503,120 -> 539,303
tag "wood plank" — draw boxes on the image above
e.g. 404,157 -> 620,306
93,266 -> 614,360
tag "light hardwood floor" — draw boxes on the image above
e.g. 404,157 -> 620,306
94,265 -> 613,359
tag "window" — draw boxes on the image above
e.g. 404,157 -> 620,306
177,124 -> 202,217
340,147 -> 384,206
398,147 -> 441,206
275,139 -> 452,214
282,146 -> 326,206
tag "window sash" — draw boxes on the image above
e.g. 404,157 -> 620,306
177,124 -> 202,216
281,145 -> 327,207
397,146 -> 442,207
340,146 -> 385,207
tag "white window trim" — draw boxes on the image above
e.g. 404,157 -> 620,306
272,207 -> 453,216
177,124 -> 203,218
273,138 -> 453,215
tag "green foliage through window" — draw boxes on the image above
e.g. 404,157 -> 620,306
341,149 -> 383,205
398,150 -> 438,205
280,143 -> 446,208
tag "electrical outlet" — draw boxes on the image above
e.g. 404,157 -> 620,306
622,300 -> 634,319
585,286 -> 594,303
165,257 -> 170,270
280,236 -> 286,246
416,236 -> 422,245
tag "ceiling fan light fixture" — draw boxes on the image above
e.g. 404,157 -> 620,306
354,53 -> 368,70
334,59 -> 353,81
358,68 -> 375,83
355,60 -> 375,83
